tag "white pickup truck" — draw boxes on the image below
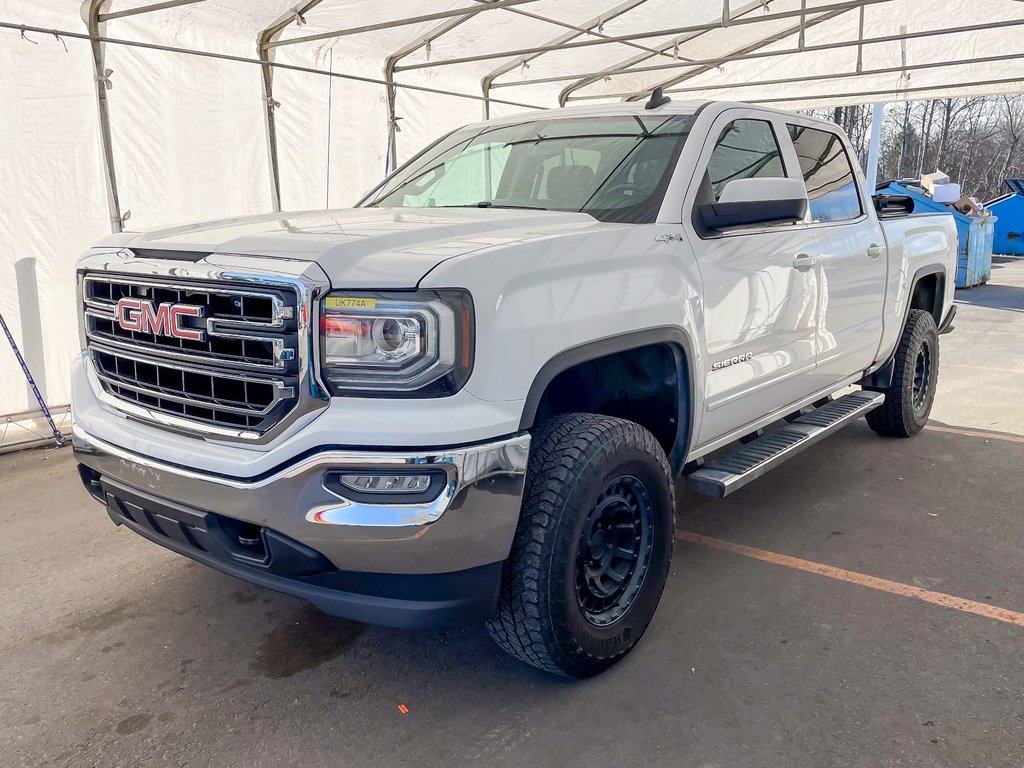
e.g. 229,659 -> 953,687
72,97 -> 957,677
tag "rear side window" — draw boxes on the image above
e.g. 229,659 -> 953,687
705,119 -> 786,200
787,125 -> 863,222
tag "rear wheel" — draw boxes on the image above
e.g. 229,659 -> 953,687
486,414 -> 674,678
866,309 -> 939,437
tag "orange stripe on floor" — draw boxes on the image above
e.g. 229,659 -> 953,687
677,530 -> 1024,628
925,424 -> 1024,445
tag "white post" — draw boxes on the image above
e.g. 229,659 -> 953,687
865,101 -> 884,190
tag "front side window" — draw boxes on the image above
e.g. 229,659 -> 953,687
787,125 -> 863,222
705,119 -> 786,200
361,114 -> 696,223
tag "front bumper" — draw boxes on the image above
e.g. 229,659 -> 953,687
73,426 -> 530,628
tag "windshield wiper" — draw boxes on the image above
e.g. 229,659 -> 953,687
437,201 -> 548,210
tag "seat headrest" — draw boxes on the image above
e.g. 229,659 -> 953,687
546,165 -> 596,207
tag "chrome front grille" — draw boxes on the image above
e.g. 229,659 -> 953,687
82,270 -> 309,438
83,275 -> 297,371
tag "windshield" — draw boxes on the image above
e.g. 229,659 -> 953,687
361,114 -> 696,224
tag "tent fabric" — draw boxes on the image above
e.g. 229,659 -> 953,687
1,0 -> 1023,418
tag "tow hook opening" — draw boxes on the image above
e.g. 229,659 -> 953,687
77,464 -> 105,503
218,517 -> 268,563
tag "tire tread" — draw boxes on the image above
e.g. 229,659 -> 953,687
486,413 -> 673,677
866,309 -> 939,437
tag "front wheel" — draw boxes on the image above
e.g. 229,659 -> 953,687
486,414 -> 674,678
866,309 -> 940,437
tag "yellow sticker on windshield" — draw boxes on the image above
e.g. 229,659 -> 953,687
326,297 -> 377,310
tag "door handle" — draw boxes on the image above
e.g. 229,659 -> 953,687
866,243 -> 884,259
792,254 -> 818,270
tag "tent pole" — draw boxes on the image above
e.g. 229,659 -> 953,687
865,102 -> 885,190
257,1 -> 326,213
81,0 -> 123,233
384,10 -> 485,173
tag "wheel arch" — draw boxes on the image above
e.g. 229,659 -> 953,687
861,263 -> 946,389
518,327 -> 695,476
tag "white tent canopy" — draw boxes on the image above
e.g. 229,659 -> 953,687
2,0 -> 1023,422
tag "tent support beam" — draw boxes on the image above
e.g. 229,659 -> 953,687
621,3 -> 857,101
557,0 -> 768,105
574,52 -> 1024,101
748,75 -> 1024,105
265,0 -> 539,50
82,0 -> 123,233
0,20 -> 546,110
481,0 -> 653,119
865,102 -> 884,189
497,14 -> 1024,92
258,1 -> 327,212
97,0 -> 204,23
480,0 -> 676,63
396,0 -> 888,72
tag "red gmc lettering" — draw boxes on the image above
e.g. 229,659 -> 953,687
115,298 -> 204,341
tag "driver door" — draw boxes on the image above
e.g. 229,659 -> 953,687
684,110 -> 822,448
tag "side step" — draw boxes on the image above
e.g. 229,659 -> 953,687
687,390 -> 885,498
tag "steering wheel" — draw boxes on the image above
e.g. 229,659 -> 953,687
594,182 -> 641,203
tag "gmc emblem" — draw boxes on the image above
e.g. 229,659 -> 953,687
115,298 -> 205,341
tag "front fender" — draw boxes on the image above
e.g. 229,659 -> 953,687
421,224 -> 705,446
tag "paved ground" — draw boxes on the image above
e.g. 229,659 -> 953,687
2,260 -> 1023,768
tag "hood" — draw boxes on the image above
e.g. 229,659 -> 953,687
98,207 -> 602,288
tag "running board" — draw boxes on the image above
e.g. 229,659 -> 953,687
687,390 -> 885,498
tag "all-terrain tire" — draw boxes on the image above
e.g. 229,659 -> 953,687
866,309 -> 940,437
486,413 -> 675,678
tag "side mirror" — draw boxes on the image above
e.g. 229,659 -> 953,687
697,177 -> 808,233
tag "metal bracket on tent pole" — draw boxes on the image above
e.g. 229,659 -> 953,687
257,1 -> 325,212
480,0 -> 652,120
81,0 -> 123,233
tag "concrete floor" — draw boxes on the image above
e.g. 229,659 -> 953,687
2,260 -> 1023,768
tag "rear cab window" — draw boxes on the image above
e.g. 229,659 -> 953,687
787,124 -> 863,222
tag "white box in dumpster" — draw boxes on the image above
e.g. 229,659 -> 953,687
931,183 -> 962,204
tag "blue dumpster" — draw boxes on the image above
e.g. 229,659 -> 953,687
985,179 -> 1024,256
878,181 -> 994,288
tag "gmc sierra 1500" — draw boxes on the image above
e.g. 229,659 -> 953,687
72,97 -> 957,677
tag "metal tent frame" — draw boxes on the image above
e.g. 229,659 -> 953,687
47,0 -> 1024,227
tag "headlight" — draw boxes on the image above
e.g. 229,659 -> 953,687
319,290 -> 474,396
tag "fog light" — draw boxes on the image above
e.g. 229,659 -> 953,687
339,473 -> 433,494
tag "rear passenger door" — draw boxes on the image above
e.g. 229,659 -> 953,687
685,110 -> 821,448
784,122 -> 887,386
